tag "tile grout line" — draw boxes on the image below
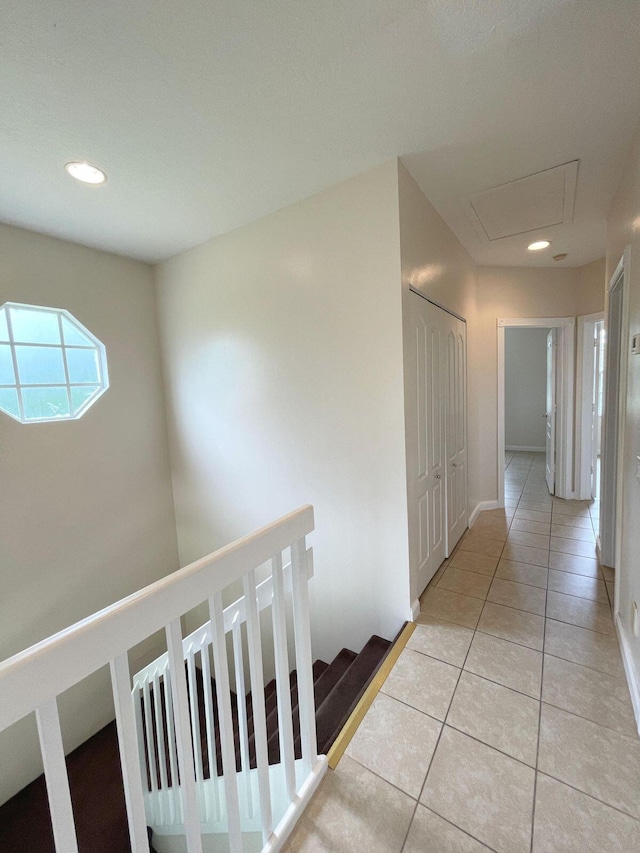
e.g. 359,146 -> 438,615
402,574 -> 498,853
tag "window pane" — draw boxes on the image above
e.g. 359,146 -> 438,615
22,386 -> 70,420
71,385 -> 99,415
61,316 -> 92,347
15,345 -> 66,385
0,388 -> 20,419
66,347 -> 99,384
0,344 -> 15,385
0,309 -> 8,342
10,306 -> 60,344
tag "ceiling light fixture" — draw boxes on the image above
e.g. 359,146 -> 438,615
527,240 -> 551,251
553,253 -> 568,262
64,161 -> 107,185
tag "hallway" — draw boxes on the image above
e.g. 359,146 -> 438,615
283,453 -> 640,852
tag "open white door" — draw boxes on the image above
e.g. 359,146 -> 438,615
545,329 -> 557,494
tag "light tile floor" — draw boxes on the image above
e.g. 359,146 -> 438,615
282,452 -> 640,852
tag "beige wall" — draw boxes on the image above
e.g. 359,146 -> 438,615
576,258 -> 606,316
155,160 -> 411,665
606,120 -> 640,712
397,162 -> 480,516
0,223 -> 179,803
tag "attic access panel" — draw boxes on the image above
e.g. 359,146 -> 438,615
464,161 -> 579,242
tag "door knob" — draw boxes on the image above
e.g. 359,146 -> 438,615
435,474 -> 441,480
452,463 -> 457,468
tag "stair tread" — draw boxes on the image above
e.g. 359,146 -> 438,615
315,635 -> 391,755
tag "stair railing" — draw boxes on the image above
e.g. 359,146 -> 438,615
131,539 -> 316,837
0,505 -> 326,853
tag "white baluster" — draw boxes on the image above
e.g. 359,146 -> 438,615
166,619 -> 203,853
199,647 -> 221,823
231,612 -> 253,817
290,537 -> 318,776
186,649 -> 205,783
142,678 -> 159,823
242,569 -> 273,845
110,655 -> 151,852
271,552 -> 296,800
133,687 -> 148,784
152,670 -> 169,825
162,668 -> 179,824
35,698 -> 79,853
209,591 -> 243,853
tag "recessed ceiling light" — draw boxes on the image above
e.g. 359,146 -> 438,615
553,253 -> 568,262
64,161 -> 107,185
527,240 -> 551,251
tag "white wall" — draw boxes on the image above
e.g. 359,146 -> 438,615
155,160 -> 411,665
606,118 -> 640,725
0,223 -> 179,803
504,328 -> 549,450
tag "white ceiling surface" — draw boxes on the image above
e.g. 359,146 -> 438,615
2,1 -> 640,266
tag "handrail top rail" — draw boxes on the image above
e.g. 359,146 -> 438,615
0,505 -> 314,732
132,548 -> 314,685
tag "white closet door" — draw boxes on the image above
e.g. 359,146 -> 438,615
445,314 -> 468,552
407,293 -> 447,595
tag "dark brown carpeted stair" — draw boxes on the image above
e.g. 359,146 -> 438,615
0,634 -> 391,852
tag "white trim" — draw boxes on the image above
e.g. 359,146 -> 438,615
575,312 -> 604,500
410,600 -> 421,621
469,500 -> 501,527
615,613 -> 640,737
613,248 -> 631,619
262,757 -> 328,853
505,445 -> 545,452
497,318 -> 576,506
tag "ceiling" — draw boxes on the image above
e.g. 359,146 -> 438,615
2,0 -> 640,266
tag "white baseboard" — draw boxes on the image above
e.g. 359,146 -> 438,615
468,500 -> 501,528
506,445 -> 545,452
410,599 -> 420,621
615,613 -> 640,737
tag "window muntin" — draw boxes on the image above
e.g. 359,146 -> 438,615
0,303 -> 108,423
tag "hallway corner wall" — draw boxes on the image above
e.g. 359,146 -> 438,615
155,160 -> 412,666
0,224 -> 180,804
397,161 -> 480,543
605,118 -> 640,727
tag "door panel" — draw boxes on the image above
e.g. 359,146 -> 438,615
446,319 -> 468,551
407,294 -> 447,596
546,330 -> 557,494
407,292 -> 468,598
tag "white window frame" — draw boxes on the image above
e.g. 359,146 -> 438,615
0,302 -> 109,424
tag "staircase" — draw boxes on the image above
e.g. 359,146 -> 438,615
0,635 -> 391,853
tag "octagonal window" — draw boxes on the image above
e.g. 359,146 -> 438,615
0,303 -> 108,423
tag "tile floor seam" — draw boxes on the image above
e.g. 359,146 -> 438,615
538,697 -> 637,741
530,576 -> 547,853
461,663 -> 542,701
409,604 -> 484,850
377,685 -> 452,724
534,769 -> 640,827
542,610 -> 614,638
542,648 -> 627,681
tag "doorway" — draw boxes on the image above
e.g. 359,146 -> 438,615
497,317 -> 575,506
600,252 -> 629,570
576,313 -> 605,501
